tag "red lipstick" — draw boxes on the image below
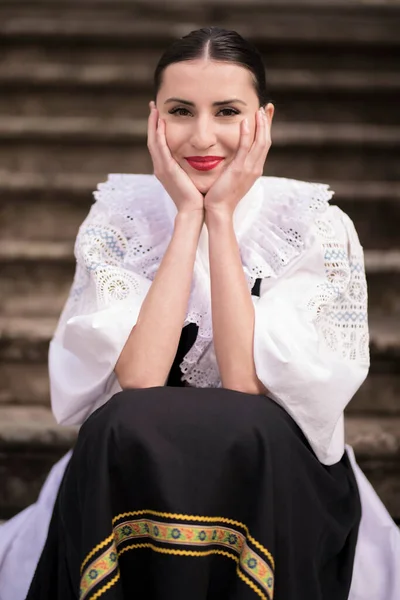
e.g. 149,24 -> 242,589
185,156 -> 224,171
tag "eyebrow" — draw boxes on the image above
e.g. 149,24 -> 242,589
164,97 -> 247,107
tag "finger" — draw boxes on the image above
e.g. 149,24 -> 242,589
155,117 -> 174,164
263,108 -> 272,147
249,109 -> 270,169
252,109 -> 267,158
233,117 -> 253,167
263,110 -> 272,162
147,103 -> 159,156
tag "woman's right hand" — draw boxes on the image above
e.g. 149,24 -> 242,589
147,101 -> 204,215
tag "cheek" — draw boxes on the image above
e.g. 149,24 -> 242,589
226,130 -> 242,153
164,123 -> 184,154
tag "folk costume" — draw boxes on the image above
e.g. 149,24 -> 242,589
1,175 -> 399,599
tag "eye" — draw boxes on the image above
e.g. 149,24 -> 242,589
168,107 -> 191,117
168,107 -> 240,117
218,108 -> 240,117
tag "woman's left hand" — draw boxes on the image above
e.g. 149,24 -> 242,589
204,106 -> 272,219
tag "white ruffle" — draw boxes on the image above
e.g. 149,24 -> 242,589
180,176 -> 335,387
82,174 -> 335,389
239,176 -> 334,284
57,173 -> 335,391
93,173 -> 175,281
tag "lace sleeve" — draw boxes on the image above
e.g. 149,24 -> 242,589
49,174 -> 172,426
252,204 -> 370,465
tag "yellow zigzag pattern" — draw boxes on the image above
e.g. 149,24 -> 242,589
80,533 -> 114,574
112,509 -> 275,569
89,572 -> 120,600
80,510 -> 275,599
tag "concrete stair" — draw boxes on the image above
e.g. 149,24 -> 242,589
1,242 -> 400,317
0,0 -> 399,523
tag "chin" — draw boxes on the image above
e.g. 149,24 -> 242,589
187,172 -> 218,195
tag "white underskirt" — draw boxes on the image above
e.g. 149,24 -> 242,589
0,444 -> 399,600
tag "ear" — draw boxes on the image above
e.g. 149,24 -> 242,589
264,103 -> 275,126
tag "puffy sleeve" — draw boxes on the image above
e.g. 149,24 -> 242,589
251,204 -> 370,465
49,174 -> 173,426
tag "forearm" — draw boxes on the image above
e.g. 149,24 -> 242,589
206,211 -> 267,394
115,212 -> 203,388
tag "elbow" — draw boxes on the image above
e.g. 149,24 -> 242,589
116,375 -> 166,391
221,375 -> 269,396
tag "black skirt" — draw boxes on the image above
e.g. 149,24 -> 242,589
26,386 -> 361,600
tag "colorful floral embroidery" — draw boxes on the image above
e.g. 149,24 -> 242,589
80,511 -> 275,600
80,541 -> 119,600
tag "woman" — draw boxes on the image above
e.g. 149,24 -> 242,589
1,26 -> 399,600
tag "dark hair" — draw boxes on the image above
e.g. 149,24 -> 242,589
153,26 -> 272,107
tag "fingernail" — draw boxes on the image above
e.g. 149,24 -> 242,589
243,118 -> 249,131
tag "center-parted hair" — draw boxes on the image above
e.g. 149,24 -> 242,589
153,26 -> 272,107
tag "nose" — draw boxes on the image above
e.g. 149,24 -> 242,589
189,115 -> 218,150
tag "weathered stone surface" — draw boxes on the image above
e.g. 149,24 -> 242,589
0,406 -> 77,449
1,117 -> 399,146
0,317 -> 55,362
1,69 -> 399,126
1,142 -> 398,182
1,360 -> 399,416
1,5 -> 399,45
0,362 -> 50,406
1,176 -> 399,249
0,316 -> 399,414
1,63 -> 399,93
1,243 -> 398,317
348,374 -> 400,416
345,416 -> 400,460
0,406 -> 77,516
0,448 -> 69,519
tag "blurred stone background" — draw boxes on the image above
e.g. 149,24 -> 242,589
0,0 -> 399,523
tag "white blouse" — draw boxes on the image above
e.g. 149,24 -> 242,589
49,174 -> 370,465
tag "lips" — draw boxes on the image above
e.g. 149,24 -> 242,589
185,157 -> 224,171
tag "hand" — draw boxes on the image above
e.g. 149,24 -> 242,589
204,107 -> 272,219
147,101 -> 204,216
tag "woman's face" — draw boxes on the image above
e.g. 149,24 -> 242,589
155,59 -> 274,194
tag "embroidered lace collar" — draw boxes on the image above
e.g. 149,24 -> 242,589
93,174 -> 334,386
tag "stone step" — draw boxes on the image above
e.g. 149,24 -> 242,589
2,37 -> 399,76
1,175 -> 399,249
0,119 -> 398,181
343,415 -> 400,520
2,82 -> 399,127
1,3 -> 399,46
1,352 -> 399,417
4,0 -> 399,7
2,62 -> 400,93
0,405 -> 399,519
0,314 -> 399,414
0,405 -> 77,519
2,117 -> 399,145
1,242 -> 399,316
1,63 -> 399,124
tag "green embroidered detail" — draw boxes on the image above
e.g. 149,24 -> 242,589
80,541 -> 119,600
115,519 -> 247,550
114,519 -> 273,597
80,515 -> 274,599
